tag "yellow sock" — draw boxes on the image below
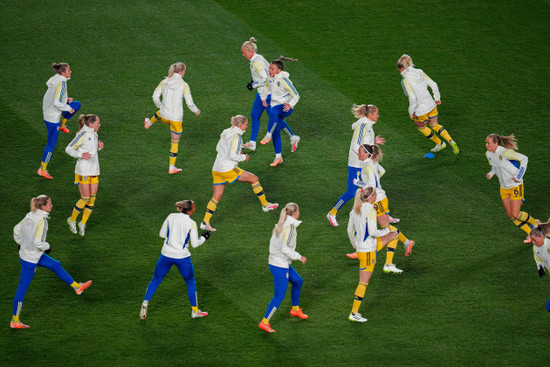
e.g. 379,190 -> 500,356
418,126 -> 441,145
262,318 -> 270,324
150,111 -> 160,124
60,117 -> 68,127
385,239 -> 398,265
203,198 -> 218,224
81,194 -> 96,225
430,123 -> 453,143
389,225 -> 408,244
191,306 -> 199,313
514,212 -> 537,234
41,162 -> 48,171
329,208 -> 338,216
71,197 -> 89,221
292,306 -> 300,311
252,182 -> 268,207
71,281 -> 80,289
169,139 -> 179,166
351,282 -> 368,315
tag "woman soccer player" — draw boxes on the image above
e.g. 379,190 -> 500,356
260,57 -> 300,167
259,203 -> 308,333
240,37 -> 300,152
143,62 -> 201,174
140,200 -> 211,320
200,115 -> 278,232
327,104 -> 386,227
351,144 -> 415,273
347,187 -> 398,322
38,63 -> 81,179
65,114 -> 103,237
396,54 -> 459,154
485,134 -> 538,239
530,221 -> 550,312
10,195 -> 92,329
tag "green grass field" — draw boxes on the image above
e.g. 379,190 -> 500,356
1,0 -> 549,365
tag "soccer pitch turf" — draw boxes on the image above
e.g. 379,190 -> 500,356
1,0 -> 549,365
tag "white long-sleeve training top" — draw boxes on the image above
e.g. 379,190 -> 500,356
268,216 -> 302,268
65,124 -> 101,176
347,202 -> 389,253
348,117 -> 376,168
486,146 -> 528,189
360,159 -> 387,201
13,209 -> 51,264
533,238 -> 550,273
212,126 -> 247,173
152,73 -> 199,122
42,74 -> 73,123
159,213 -> 206,259
268,71 -> 300,108
400,66 -> 440,116
249,53 -> 270,101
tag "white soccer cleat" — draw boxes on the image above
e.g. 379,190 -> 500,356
348,312 -> 367,322
326,213 -> 339,227
389,216 -> 400,224
78,222 -> 86,237
383,264 -> 403,274
262,203 -> 279,212
67,217 -> 77,234
191,309 -> 208,318
200,221 -> 216,232
431,142 -> 447,152
242,141 -> 256,151
290,135 -> 300,152
140,303 -> 148,320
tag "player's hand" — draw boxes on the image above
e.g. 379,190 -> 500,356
512,177 -> 520,183
244,154 -> 250,162
283,103 -> 291,112
436,100 -> 441,105
98,141 -> 104,150
195,109 -> 201,116
81,152 -> 92,160
486,173 -> 493,180
538,265 -> 545,277
262,100 -> 268,107
409,114 -> 414,120
374,135 -> 386,145
68,98 -> 73,103
201,231 -> 211,240
300,256 -> 307,264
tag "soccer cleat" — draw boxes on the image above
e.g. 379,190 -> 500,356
37,168 -> 53,180
290,308 -> 309,319
290,135 -> 300,152
348,312 -> 367,323
78,222 -> 86,236
140,304 -> 148,320
389,216 -> 400,224
75,280 -> 92,295
405,240 -> 415,257
262,203 -> 279,212
59,126 -> 70,134
383,264 -> 403,274
200,221 -> 216,232
258,321 -> 276,333
431,142 -> 447,153
168,168 -> 182,175
326,213 -> 339,227
450,140 -> 460,155
67,218 -> 77,234
242,141 -> 256,151
269,158 -> 283,167
260,134 -> 272,145
10,321 -> 30,329
144,117 -> 152,130
346,252 -> 358,259
191,309 -> 208,318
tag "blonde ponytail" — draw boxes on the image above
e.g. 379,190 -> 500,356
30,195 -> 50,212
274,203 -> 299,235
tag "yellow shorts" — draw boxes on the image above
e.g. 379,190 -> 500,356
158,115 -> 183,134
373,197 -> 389,217
500,184 -> 524,201
74,174 -> 99,185
358,251 -> 377,272
413,107 -> 438,124
212,167 -> 243,185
